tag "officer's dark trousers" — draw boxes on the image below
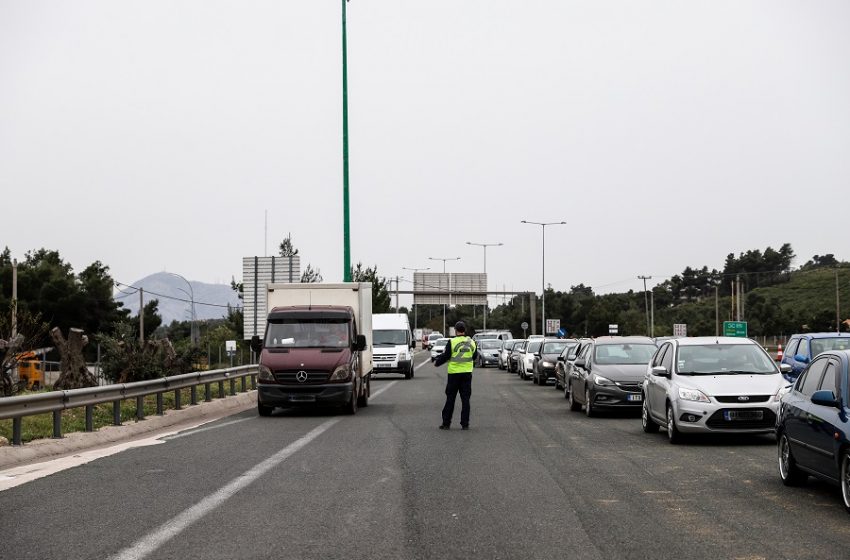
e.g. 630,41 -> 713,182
442,372 -> 472,427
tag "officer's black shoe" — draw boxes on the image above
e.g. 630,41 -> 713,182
439,424 -> 450,430
461,425 -> 469,430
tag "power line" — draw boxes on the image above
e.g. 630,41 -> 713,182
114,282 -> 240,310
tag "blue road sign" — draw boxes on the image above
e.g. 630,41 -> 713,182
558,327 -> 567,337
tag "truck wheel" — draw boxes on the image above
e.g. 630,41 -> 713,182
405,365 -> 412,380
346,382 -> 358,415
357,376 -> 370,407
258,402 -> 273,417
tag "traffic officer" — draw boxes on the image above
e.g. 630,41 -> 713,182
434,321 -> 478,430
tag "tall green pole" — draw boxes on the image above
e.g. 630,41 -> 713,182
342,0 -> 352,282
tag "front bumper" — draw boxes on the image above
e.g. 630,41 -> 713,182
258,382 -> 353,407
373,359 -> 411,374
589,384 -> 644,408
538,366 -> 557,380
479,354 -> 500,366
673,400 -> 779,434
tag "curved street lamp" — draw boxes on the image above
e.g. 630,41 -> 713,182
521,221 -> 566,336
166,272 -> 196,345
466,241 -> 503,330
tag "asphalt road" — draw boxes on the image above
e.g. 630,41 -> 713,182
2,353 -> 849,560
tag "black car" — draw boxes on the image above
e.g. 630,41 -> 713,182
777,349 -> 850,512
555,338 -> 591,393
475,339 -> 503,368
533,340 -> 577,386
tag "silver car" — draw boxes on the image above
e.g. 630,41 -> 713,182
430,338 -> 450,361
641,336 -> 792,443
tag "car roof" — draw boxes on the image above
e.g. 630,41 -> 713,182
592,336 -> 655,345
792,332 -> 850,340
673,336 -> 760,346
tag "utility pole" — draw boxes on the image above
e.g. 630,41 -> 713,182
11,259 -> 17,339
395,275 -> 399,312
836,268 -> 841,333
139,288 -> 144,344
466,241 -> 503,330
715,285 -> 719,336
521,220 -> 566,335
650,290 -> 655,338
402,266 -> 430,332
638,275 -> 652,336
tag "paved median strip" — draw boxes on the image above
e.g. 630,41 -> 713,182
108,379 -> 399,560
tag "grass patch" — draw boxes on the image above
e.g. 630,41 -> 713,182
0,378 -> 254,444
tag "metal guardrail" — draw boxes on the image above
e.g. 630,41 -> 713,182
0,365 -> 259,446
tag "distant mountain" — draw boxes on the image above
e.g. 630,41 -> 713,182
116,272 -> 240,324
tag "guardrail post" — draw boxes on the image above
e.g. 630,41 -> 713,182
204,382 -> 212,402
190,385 -> 198,405
156,393 -> 164,415
240,375 -> 246,392
12,418 -> 22,445
251,374 -> 256,390
52,410 -> 62,439
85,405 -> 94,432
218,380 -> 224,398
136,396 -> 145,421
113,400 -> 122,426
174,389 -> 182,410
229,378 -> 236,396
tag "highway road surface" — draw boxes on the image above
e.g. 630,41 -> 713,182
1,353 -> 848,560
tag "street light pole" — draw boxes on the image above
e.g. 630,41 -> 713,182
466,241 -> 503,330
402,266 -> 431,332
638,275 -> 652,337
428,256 -> 461,336
521,221 -> 566,336
341,0 -> 352,282
167,272 -> 196,346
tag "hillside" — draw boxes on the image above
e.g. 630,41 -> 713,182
115,272 -> 240,324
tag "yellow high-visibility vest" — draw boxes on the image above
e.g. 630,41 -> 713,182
447,336 -> 476,374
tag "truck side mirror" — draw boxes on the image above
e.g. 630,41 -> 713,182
410,340 -> 416,349
250,335 -> 262,354
354,334 -> 367,351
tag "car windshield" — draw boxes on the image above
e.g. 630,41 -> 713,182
429,334 -> 442,341
810,337 -> 850,356
593,343 -> 656,365
479,340 -> 502,350
476,334 -> 498,340
373,329 -> 408,346
434,338 -> 450,347
527,341 -> 542,352
542,341 -> 571,354
676,344 -> 777,375
266,319 -> 349,349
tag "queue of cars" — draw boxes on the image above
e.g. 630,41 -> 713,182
489,332 -> 850,513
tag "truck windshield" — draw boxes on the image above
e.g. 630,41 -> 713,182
374,330 -> 408,346
265,319 -> 350,349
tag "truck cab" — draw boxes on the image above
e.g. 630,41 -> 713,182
372,313 -> 416,379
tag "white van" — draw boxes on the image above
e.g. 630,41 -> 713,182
372,314 -> 416,379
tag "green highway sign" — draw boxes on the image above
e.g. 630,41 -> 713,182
723,321 -> 748,337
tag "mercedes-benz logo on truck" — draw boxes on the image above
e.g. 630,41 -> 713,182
296,371 -> 308,383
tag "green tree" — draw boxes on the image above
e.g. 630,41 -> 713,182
279,233 -> 299,257
350,263 -> 391,313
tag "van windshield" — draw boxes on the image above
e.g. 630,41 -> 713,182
374,329 -> 408,346
266,319 -> 350,349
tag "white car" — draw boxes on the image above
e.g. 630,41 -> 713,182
426,332 -> 444,350
520,339 -> 543,380
430,338 -> 450,361
499,340 -> 517,370
641,336 -> 791,443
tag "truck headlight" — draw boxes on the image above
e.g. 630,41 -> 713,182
329,364 -> 352,382
593,375 -> 614,386
678,387 -> 710,403
397,352 -> 406,361
258,365 -> 275,382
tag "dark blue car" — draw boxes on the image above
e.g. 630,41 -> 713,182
776,349 -> 850,512
780,333 -> 850,382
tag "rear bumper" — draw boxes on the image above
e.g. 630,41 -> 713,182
258,382 -> 352,407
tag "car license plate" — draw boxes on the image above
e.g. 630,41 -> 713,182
289,395 -> 316,402
627,394 -> 642,402
723,410 -> 763,421
376,362 -> 391,368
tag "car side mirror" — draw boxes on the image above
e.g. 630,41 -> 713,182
779,363 -> 793,374
574,358 -> 587,368
651,365 -> 671,378
557,356 -> 565,362
534,352 -> 541,357
795,354 -> 810,364
354,334 -> 367,352
250,335 -> 262,354
811,390 -> 841,408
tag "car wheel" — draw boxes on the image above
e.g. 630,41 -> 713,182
666,403 -> 683,444
641,397 -> 659,433
778,433 -> 807,487
346,382 -> 359,415
568,384 -> 581,410
585,388 -> 594,417
564,383 -> 571,400
358,375 -> 370,407
258,402 -> 273,417
841,450 -> 850,513
532,370 -> 539,384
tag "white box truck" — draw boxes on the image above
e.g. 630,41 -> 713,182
249,282 -> 373,415
372,313 -> 415,379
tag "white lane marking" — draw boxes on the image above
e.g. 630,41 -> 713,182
109,380 -> 398,560
415,359 -> 430,371
161,417 -> 251,441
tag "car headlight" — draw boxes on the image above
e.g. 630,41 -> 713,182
593,375 -> 614,386
397,352 -> 406,361
258,365 -> 275,382
542,361 -> 554,368
678,387 -> 710,403
329,364 -> 352,382
775,385 -> 792,402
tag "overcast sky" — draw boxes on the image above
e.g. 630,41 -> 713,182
2,1 -> 849,307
